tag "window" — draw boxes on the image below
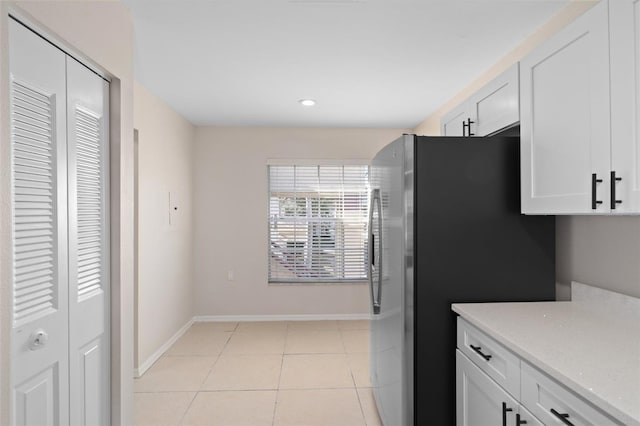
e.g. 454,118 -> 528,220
268,164 -> 370,283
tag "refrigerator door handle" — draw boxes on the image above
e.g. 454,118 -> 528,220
368,189 -> 382,315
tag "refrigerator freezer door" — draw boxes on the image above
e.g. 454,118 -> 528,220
370,135 -> 411,426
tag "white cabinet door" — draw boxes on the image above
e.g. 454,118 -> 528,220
66,57 -> 110,426
441,102 -> 471,137
456,350 -> 518,426
469,63 -> 519,137
517,404 -> 544,426
520,0 -> 611,214
9,19 -> 70,426
610,0 -> 640,213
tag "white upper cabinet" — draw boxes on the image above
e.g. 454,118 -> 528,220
441,102 -> 469,137
470,63 -> 520,137
609,0 -> 640,213
521,0 -> 640,214
441,63 -> 519,138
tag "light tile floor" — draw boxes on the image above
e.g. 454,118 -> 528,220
134,320 -> 382,426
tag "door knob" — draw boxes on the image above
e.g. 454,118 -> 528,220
29,329 -> 49,351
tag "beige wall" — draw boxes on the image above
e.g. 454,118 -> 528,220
134,82 -> 195,370
0,1 -> 134,424
556,216 -> 640,298
413,0 -> 640,300
193,127 -> 407,316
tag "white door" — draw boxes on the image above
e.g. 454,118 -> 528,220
66,57 -> 110,426
441,103 -> 470,137
469,63 -> 519,137
9,19 -> 70,426
456,350 -> 518,426
520,0 -> 611,214
9,18 -> 111,425
610,0 -> 640,213
517,404 -> 544,426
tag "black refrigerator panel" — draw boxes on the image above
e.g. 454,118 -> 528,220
412,135 -> 555,425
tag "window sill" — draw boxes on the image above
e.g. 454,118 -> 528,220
268,281 -> 368,286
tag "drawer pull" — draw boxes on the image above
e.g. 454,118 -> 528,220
470,344 -> 492,361
502,402 -> 513,426
516,414 -> 528,425
550,408 -> 575,426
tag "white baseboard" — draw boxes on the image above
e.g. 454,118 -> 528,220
135,318 -> 194,378
192,313 -> 371,322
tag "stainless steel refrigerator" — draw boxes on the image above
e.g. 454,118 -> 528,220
368,132 -> 555,426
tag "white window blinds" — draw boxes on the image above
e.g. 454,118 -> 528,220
269,164 -> 370,283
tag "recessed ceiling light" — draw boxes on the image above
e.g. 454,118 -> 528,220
299,99 -> 316,107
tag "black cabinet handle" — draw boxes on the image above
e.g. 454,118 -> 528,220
611,171 -> 622,209
501,402 -> 513,426
591,173 -> 603,210
550,408 -> 575,426
469,344 -> 492,361
462,118 -> 475,137
516,414 -> 528,425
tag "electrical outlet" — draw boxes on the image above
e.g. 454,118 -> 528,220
227,270 -> 234,281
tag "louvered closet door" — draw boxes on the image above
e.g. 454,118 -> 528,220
9,19 -> 70,426
66,57 -> 110,426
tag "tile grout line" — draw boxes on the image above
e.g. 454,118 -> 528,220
354,386 -> 369,426
197,325 -> 233,390
347,344 -> 369,425
182,322 -> 236,425
180,323 -> 228,425
176,391 -> 198,426
338,328 -> 348,354
271,322 -> 290,426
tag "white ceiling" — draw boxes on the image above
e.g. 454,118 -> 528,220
123,0 -> 569,128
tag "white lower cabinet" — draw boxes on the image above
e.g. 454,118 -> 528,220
457,350 -> 519,426
456,318 -> 624,426
457,351 -> 543,426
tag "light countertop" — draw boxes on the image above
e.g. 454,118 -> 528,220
452,291 -> 640,425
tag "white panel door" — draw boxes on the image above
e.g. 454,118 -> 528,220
456,350 -> 518,426
610,0 -> 640,213
441,102 -> 471,137
520,0 -> 611,214
469,63 -> 519,137
66,57 -> 110,426
9,19 -> 70,426
517,404 -> 544,426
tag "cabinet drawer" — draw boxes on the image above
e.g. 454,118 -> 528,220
521,361 -> 623,426
457,317 -> 520,399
